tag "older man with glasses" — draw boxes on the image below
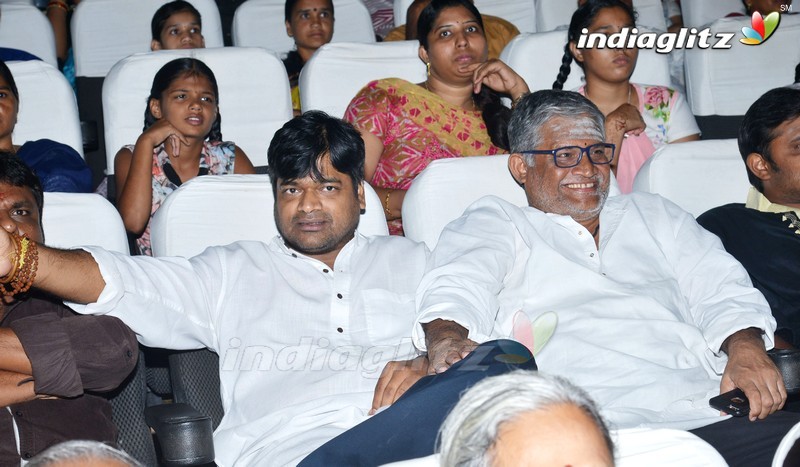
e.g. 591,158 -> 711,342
414,90 -> 800,467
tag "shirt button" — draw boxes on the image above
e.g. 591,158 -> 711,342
291,253 -> 297,258
337,327 -> 343,333
23,453 -> 31,459
126,350 -> 133,358
578,230 -> 583,235
15,411 -> 22,417
336,293 -> 343,299
589,253 -> 595,257
323,269 -> 330,273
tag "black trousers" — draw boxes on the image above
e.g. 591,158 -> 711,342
298,339 -> 537,467
690,411 -> 800,467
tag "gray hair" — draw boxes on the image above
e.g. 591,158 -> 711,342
26,440 -> 144,467
508,90 -> 606,165
438,370 -> 614,467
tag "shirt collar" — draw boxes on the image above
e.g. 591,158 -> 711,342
745,186 -> 800,216
271,231 -> 362,268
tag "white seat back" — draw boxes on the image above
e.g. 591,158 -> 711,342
42,192 -> 129,253
149,174 -> 389,258
681,0 -> 744,28
232,0 -> 375,56
535,0 -> 666,33
393,0 -> 536,32
684,15 -> 800,117
632,139 -> 749,217
0,3 -> 57,67
299,41 -> 426,117
501,29 -> 672,92
102,47 -> 292,172
9,60 -> 83,157
402,155 -> 527,249
71,0 -> 224,78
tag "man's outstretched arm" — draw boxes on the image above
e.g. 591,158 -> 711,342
0,231 -> 104,304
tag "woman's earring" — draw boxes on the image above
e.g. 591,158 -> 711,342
426,62 -> 431,77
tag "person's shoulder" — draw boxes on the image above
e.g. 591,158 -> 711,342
483,15 -> 521,35
696,203 -> 753,229
18,138 -> 77,155
358,232 -> 429,256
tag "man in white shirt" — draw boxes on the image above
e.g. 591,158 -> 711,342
415,90 -> 800,466
0,112 -> 432,466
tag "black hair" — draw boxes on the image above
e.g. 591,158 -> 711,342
267,111 -> 364,197
151,0 -> 202,41
794,61 -> 799,83
143,58 -> 222,141
738,87 -> 800,192
0,60 -> 20,101
417,0 -> 510,150
285,0 -> 334,22
553,0 -> 637,90
0,152 -> 44,222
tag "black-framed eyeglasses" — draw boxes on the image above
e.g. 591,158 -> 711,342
520,143 -> 616,168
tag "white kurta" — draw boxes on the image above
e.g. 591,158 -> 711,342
415,193 -> 775,430
69,233 -> 429,466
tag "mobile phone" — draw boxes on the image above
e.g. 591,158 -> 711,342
709,388 -> 750,417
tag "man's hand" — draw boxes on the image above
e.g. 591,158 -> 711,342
422,319 -> 477,374
720,328 -> 786,421
0,229 -> 14,278
369,355 -> 428,415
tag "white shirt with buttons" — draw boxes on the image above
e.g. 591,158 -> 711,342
415,193 -> 775,431
69,233 -> 429,467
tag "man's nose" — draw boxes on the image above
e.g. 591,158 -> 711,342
298,190 -> 322,212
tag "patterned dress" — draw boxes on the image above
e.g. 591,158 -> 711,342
345,78 -> 502,234
126,140 -> 237,256
578,83 -> 700,193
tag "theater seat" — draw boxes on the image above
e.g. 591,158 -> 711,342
500,29 -> 672,93
631,139 -> 749,217
681,0 -> 744,28
299,41 -> 426,118
149,174 -> 388,258
684,15 -> 800,139
232,0 -> 375,56
534,0 -> 666,33
102,47 -> 292,174
393,0 -> 536,33
0,3 -> 57,67
9,60 -> 83,158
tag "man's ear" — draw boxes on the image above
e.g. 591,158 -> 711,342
149,98 -> 162,119
569,41 -> 584,64
151,39 -> 162,51
285,20 -> 294,38
508,153 -> 529,186
358,182 -> 366,213
746,152 -> 773,182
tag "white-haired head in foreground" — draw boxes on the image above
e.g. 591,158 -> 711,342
26,440 -> 144,467
438,370 -> 614,467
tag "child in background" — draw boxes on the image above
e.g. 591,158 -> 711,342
114,58 -> 254,255
283,0 -> 335,114
151,0 -> 205,51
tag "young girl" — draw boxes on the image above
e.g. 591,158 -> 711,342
553,0 -> 700,193
115,58 -> 255,255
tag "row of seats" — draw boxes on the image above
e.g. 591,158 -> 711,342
45,138 -> 745,256
12,11 -> 796,173
0,0 -> 754,83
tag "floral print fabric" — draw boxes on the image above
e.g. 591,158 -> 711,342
126,140 -> 237,256
578,83 -> 700,193
344,78 -> 502,234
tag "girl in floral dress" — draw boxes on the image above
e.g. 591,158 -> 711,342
114,58 -> 255,255
553,0 -> 700,193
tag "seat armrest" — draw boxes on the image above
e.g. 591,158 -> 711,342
145,403 -> 215,466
